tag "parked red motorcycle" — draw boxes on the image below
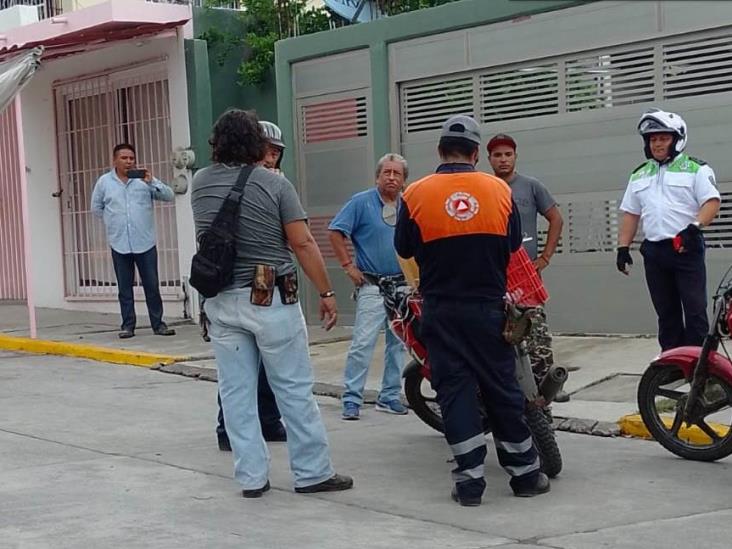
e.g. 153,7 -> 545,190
377,247 -> 566,477
637,268 -> 732,461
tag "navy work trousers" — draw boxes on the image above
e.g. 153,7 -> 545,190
640,239 -> 708,351
421,297 -> 540,501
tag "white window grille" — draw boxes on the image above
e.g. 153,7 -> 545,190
663,34 -> 732,100
566,47 -> 655,112
400,28 -> 732,132
479,64 -> 559,123
703,187 -> 732,249
400,76 -> 474,134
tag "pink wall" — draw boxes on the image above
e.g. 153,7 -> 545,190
0,103 -> 27,301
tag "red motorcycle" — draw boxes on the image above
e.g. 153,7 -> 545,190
377,247 -> 566,477
637,268 -> 732,461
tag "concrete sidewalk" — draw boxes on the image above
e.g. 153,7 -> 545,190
0,305 -> 663,434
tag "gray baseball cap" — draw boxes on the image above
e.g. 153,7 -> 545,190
440,115 -> 481,144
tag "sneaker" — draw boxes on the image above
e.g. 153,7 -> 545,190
295,474 -> 353,494
342,402 -> 360,421
451,487 -> 482,507
242,481 -> 270,498
153,324 -> 176,336
375,399 -> 408,415
512,473 -> 551,498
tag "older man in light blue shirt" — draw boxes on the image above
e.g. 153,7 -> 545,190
91,143 -> 176,338
329,153 -> 408,420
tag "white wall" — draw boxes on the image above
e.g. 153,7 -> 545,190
0,5 -> 38,32
20,32 -> 191,315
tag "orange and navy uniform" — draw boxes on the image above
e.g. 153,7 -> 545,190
394,163 -> 522,303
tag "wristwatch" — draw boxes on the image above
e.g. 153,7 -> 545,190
692,221 -> 704,229
319,290 -> 335,298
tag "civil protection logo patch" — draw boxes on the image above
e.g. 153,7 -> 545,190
445,192 -> 479,221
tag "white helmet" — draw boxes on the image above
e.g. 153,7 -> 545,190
637,108 -> 687,159
259,120 -> 285,150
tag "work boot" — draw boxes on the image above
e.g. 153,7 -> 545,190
451,487 -> 481,507
262,422 -> 287,442
217,432 -> 231,452
512,473 -> 551,498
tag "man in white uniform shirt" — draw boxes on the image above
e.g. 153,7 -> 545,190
617,108 -> 721,350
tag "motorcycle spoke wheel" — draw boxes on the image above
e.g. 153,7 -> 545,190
638,363 -> 732,461
696,419 -> 722,442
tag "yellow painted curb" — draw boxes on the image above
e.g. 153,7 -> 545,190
619,414 -> 730,443
0,334 -> 188,368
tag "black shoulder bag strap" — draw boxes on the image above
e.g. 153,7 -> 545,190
207,165 -> 255,236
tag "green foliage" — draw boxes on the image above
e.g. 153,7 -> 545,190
201,0 -> 463,87
376,0 -> 461,16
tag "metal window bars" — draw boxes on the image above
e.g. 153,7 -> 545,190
54,64 -> 181,300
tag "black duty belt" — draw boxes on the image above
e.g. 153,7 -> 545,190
362,272 -> 405,286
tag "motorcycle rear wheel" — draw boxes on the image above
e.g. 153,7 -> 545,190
403,365 -> 445,434
638,363 -> 732,462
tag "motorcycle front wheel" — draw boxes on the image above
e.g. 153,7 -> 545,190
638,363 -> 732,461
524,404 -> 562,478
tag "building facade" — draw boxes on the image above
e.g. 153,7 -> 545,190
276,0 -> 732,333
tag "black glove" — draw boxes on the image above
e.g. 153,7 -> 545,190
674,223 -> 702,253
616,246 -> 632,274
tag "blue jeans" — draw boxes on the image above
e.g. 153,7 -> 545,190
110,246 -> 164,331
204,288 -> 334,490
342,284 -> 405,406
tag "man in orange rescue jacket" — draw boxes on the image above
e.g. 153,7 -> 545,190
394,115 -> 551,507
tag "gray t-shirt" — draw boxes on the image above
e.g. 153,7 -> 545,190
191,164 -> 307,288
507,172 -> 557,259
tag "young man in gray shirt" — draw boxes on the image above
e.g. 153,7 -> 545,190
487,134 -> 568,402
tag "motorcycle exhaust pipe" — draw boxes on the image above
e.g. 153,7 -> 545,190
538,365 -> 569,403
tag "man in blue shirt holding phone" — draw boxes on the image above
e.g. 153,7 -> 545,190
91,143 -> 176,339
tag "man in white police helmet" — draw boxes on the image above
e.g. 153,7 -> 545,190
617,108 -> 721,350
260,120 -> 286,172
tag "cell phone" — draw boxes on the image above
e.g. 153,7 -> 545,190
126,169 -> 147,179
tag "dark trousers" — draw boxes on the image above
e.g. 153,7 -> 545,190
422,298 -> 540,501
217,366 -> 282,436
110,246 -> 164,332
640,239 -> 708,350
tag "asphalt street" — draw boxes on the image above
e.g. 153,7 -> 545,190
1,351 -> 731,549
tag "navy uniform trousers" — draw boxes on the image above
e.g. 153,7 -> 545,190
640,239 -> 708,351
421,297 -> 541,501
